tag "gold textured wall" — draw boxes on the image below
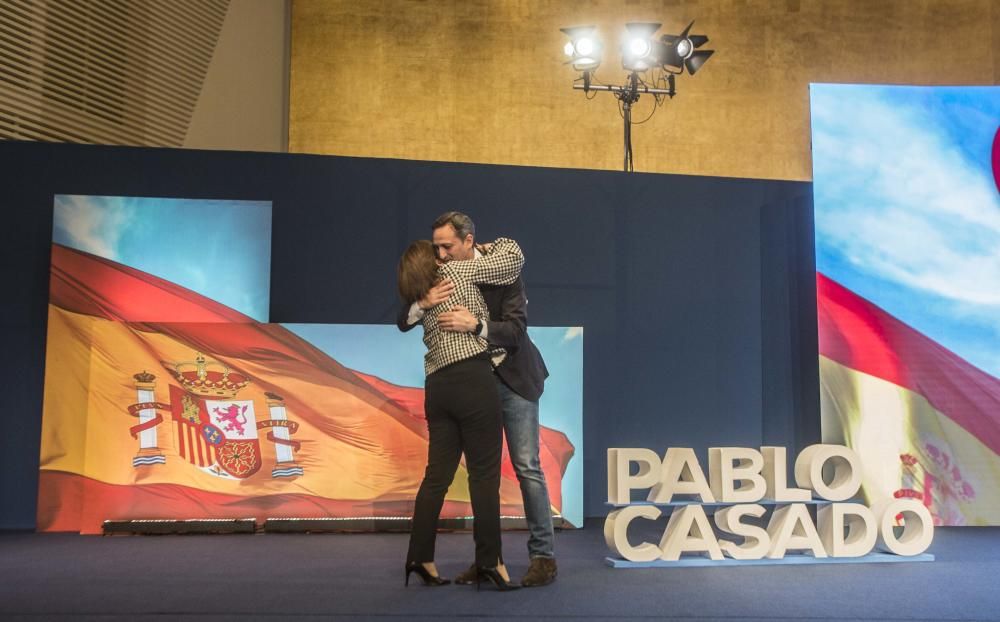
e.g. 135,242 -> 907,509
290,0 -> 999,181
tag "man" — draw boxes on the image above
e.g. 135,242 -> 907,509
397,211 -> 557,587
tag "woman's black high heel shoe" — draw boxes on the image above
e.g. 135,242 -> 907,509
476,566 -> 521,591
405,561 -> 451,587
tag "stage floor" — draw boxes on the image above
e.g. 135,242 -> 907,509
1,521 -> 998,621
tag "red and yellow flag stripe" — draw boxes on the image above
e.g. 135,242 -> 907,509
817,273 -> 1000,525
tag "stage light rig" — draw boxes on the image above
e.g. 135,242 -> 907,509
562,21 -> 713,172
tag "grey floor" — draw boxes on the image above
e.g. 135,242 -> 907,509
1,521 -> 997,621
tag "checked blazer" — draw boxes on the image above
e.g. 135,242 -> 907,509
416,238 -> 524,376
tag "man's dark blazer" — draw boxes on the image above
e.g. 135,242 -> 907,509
396,276 -> 548,402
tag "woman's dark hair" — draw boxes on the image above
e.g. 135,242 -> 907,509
397,240 -> 439,304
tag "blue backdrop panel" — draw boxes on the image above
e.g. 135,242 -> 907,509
0,140 -> 817,529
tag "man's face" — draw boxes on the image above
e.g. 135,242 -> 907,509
432,224 -> 474,262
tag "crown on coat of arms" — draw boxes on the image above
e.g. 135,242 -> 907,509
171,352 -> 250,398
133,371 -> 156,384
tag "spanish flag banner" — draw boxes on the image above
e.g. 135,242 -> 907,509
39,244 -> 575,534
817,273 -> 1000,525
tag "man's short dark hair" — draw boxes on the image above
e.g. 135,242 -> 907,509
432,211 -> 475,241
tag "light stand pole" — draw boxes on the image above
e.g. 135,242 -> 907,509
574,72 -> 675,172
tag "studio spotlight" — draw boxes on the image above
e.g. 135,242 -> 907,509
576,36 -> 596,57
628,38 -> 649,56
621,22 -> 665,72
661,21 -> 714,75
560,25 -> 602,71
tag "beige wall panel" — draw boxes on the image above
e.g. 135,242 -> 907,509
289,0 -> 998,181
185,0 -> 291,152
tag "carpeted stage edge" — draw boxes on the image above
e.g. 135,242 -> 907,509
1,520 -> 998,621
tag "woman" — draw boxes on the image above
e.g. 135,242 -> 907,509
399,237 -> 524,591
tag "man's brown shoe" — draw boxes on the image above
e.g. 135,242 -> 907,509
520,557 -> 557,587
453,563 -> 479,585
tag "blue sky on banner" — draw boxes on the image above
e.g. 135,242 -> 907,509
284,323 -> 584,527
810,84 -> 1000,378
52,195 -> 272,321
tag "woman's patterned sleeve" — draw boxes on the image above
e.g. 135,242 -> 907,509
444,237 -> 524,286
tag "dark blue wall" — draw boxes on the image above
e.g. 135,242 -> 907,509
0,141 -> 819,529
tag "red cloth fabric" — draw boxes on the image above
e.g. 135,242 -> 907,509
817,272 -> 1000,454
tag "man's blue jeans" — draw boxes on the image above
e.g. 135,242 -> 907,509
497,378 -> 555,559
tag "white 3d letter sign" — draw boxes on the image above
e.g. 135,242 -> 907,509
605,444 -> 934,563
